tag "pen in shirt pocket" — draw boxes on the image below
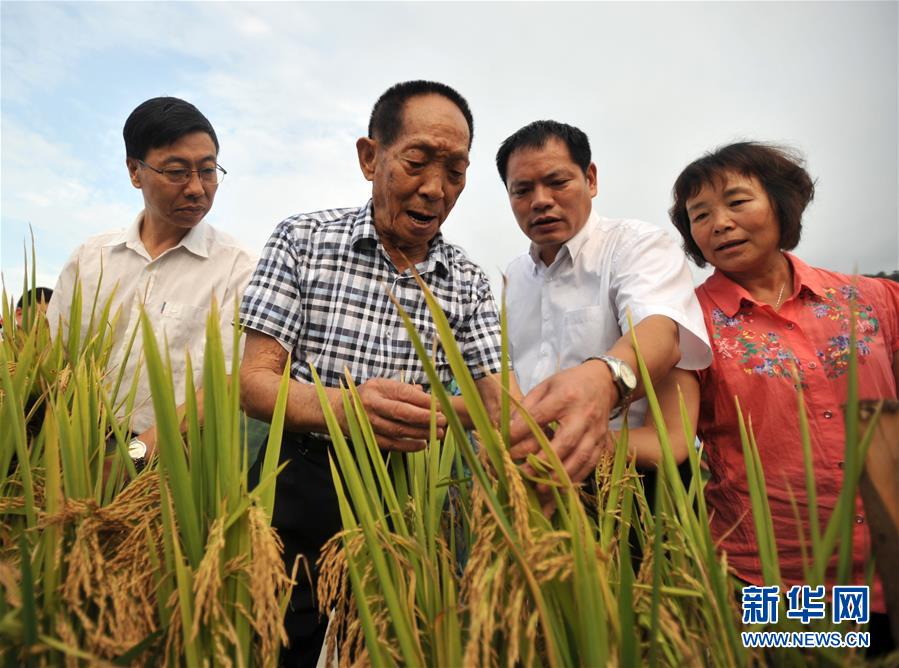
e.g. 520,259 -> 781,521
160,301 -> 166,314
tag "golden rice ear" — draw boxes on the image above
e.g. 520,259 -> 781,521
6,240 -> 881,666
3,267 -> 293,665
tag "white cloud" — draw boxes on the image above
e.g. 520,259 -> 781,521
1,116 -> 136,291
236,15 -> 271,37
2,0 -> 896,302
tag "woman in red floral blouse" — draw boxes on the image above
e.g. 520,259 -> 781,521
669,142 -> 898,648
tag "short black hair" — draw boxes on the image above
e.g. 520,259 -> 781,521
496,120 -> 592,184
123,97 -> 219,161
368,80 -> 474,148
16,287 -> 53,309
669,142 -> 816,267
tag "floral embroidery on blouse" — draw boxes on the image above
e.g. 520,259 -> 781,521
808,286 -> 879,379
710,308 -> 803,380
709,283 -> 881,382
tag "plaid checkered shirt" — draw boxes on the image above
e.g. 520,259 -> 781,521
239,200 -> 503,389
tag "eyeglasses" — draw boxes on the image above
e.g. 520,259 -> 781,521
138,160 -> 227,185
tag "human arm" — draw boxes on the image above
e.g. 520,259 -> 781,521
509,314 -> 681,484
239,329 -> 443,452
130,386 -> 207,460
103,384 -> 209,482
616,368 -> 699,467
134,249 -> 259,462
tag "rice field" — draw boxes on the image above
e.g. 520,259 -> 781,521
1,259 -> 892,666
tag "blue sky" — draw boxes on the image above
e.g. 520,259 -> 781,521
2,1 -> 897,301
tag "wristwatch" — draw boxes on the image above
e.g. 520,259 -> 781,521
586,355 -> 637,419
128,438 -> 148,473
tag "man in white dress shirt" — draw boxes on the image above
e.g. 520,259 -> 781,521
498,120 -> 711,485
47,97 -> 256,469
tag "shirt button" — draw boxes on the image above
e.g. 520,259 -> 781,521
785,323 -> 794,330
808,362 -> 817,370
855,515 -> 865,525
823,410 -> 833,419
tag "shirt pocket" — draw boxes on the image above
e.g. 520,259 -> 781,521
157,302 -> 210,358
561,305 -> 607,361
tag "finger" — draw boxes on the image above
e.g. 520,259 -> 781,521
378,391 -> 448,429
536,485 -> 554,506
368,414 -> 434,440
368,393 -> 435,428
377,437 -> 428,453
548,411 -> 600,468
554,414 -> 608,485
541,497 -> 557,518
509,437 -> 542,461
430,410 -> 448,429
507,384 -> 552,443
509,421 -> 555,460
565,436 -> 602,485
369,415 -> 446,442
392,381 -> 438,409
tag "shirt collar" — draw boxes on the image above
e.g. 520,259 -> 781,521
786,252 -> 826,299
100,214 -> 140,248
351,199 -> 449,275
527,208 -> 597,269
702,252 -> 819,316
564,209 -> 598,262
178,219 -> 211,258
101,211 -> 211,259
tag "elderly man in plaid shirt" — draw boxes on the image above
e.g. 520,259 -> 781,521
239,80 -> 508,666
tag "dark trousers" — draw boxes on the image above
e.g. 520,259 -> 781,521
250,433 -> 340,668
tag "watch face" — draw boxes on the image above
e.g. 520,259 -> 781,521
128,439 -> 147,459
619,362 -> 637,390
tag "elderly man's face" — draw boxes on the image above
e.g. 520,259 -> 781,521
357,93 -> 470,266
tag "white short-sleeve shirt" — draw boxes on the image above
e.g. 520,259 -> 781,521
46,213 -> 257,434
505,210 -> 711,428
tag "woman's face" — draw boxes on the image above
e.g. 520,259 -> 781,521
685,171 -> 782,276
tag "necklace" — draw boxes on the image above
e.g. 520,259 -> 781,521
773,281 -> 787,310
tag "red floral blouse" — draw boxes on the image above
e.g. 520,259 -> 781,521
696,253 -> 899,612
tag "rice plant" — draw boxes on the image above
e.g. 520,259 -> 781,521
2,246 -> 891,666
312,273 -> 890,666
0,249 -> 292,666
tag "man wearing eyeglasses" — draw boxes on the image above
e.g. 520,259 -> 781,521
46,97 -> 256,465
